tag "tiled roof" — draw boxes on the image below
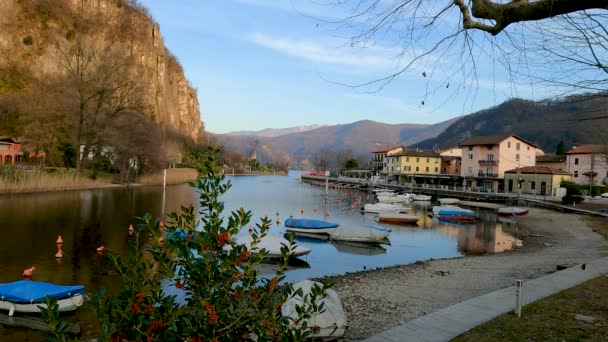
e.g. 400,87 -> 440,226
566,144 -> 608,154
504,166 -> 571,175
441,156 -> 460,161
371,146 -> 403,153
459,134 -> 540,148
391,148 -> 440,158
536,154 -> 566,163
0,136 -> 19,144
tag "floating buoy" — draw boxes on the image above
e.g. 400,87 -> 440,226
96,245 -> 105,253
276,220 -> 280,225
300,208 -> 304,214
289,214 -> 293,219
56,235 -> 63,244
23,266 -> 35,278
128,224 -> 135,236
55,245 -> 63,258
248,225 -> 253,233
276,211 -> 280,216
264,213 -> 268,219
313,208 -> 318,212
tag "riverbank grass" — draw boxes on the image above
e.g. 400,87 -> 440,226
135,167 -> 198,185
0,170 -> 113,194
453,276 -> 608,341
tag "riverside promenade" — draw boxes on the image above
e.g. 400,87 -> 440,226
364,256 -> 608,342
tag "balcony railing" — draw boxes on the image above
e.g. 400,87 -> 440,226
478,159 -> 499,165
477,173 -> 499,178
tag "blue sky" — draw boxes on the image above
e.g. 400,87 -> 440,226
141,0 -> 547,134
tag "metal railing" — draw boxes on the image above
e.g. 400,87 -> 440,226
478,160 -> 499,165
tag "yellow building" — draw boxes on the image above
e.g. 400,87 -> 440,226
504,166 -> 572,196
392,148 -> 442,178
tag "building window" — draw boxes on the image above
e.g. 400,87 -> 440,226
527,146 -> 530,150
442,167 -> 446,172
467,166 -> 472,174
526,156 -> 531,163
468,146 -> 473,151
487,154 -> 494,161
575,158 -> 579,165
574,171 -> 578,177
515,154 -> 520,162
415,166 -> 419,172
406,157 -> 409,162
530,181 -> 536,190
516,143 -> 520,151
425,167 -> 429,172
508,142 -> 511,148
435,159 -> 439,163
469,154 -> 473,160
416,157 -> 420,162
434,167 -> 438,173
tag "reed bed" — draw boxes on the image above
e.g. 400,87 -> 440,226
0,170 -> 115,194
136,168 -> 198,185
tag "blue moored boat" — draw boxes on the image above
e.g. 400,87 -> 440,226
285,218 -> 339,235
0,280 -> 84,316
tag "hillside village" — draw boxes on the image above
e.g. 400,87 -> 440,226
358,134 -> 608,198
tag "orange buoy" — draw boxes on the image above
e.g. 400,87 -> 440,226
56,235 -> 63,244
23,266 -> 35,278
313,208 -> 318,212
276,211 -> 280,216
300,208 -> 304,214
55,247 -> 63,258
96,245 -> 105,253
289,214 -> 293,218
248,225 -> 253,233
128,224 -> 135,236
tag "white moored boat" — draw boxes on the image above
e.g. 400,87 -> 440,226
438,198 -> 460,205
412,194 -> 432,201
377,195 -> 410,204
0,281 -> 84,316
282,280 -> 347,340
497,207 -> 529,216
363,203 -> 405,213
330,225 -> 392,243
375,213 -> 419,224
229,235 -> 311,258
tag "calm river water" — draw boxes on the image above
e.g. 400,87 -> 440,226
0,170 -> 521,339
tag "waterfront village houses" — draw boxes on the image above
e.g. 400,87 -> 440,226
460,135 -> 538,191
536,154 -> 567,170
565,144 -> 608,185
372,146 -> 403,175
387,148 -> 442,182
504,166 -> 571,196
0,137 -> 45,165
440,147 -> 462,175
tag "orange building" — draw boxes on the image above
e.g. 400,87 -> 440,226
0,137 -> 46,165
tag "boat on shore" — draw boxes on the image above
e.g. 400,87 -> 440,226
497,207 -> 529,216
375,213 -> 419,224
0,281 -> 84,316
330,225 -> 392,243
285,218 -> 339,235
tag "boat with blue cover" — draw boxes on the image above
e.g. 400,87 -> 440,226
0,280 -> 84,316
284,218 -> 339,235
433,205 -> 476,223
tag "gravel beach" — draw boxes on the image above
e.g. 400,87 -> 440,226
327,208 -> 607,340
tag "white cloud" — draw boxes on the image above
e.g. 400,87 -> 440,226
247,32 -> 398,69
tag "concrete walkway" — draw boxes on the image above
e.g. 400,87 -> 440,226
365,256 -> 608,342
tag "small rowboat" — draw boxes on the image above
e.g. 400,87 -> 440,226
497,207 -> 529,216
438,198 -> 460,205
285,218 -> 339,235
376,213 -> 419,224
227,235 -> 311,258
330,225 -> 392,243
433,206 -> 477,222
0,281 -> 84,316
363,203 -> 405,213
412,195 -> 432,201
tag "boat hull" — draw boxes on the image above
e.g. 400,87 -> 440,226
497,208 -> 528,216
285,227 -> 337,235
376,214 -> 418,224
0,294 -> 84,316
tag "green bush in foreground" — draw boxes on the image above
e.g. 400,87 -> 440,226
44,151 -> 328,341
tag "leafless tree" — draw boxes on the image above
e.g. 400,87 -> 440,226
318,1 -> 608,102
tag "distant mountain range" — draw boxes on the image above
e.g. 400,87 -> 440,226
211,94 -> 608,168
225,124 -> 325,138
210,119 -> 458,168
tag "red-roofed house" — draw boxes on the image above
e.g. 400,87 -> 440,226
459,134 -> 538,191
0,137 -> 24,165
371,146 -> 403,175
566,144 -> 608,185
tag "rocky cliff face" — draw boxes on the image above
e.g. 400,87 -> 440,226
0,0 -> 202,141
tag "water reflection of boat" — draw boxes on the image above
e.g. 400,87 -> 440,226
497,207 -> 529,216
438,221 -> 523,255
229,235 -> 311,258
331,241 -> 387,255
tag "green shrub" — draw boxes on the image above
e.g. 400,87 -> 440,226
22,35 -> 33,45
45,150 -> 327,341
562,195 -> 584,204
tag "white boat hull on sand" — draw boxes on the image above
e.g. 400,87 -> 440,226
282,280 -> 347,340
0,295 -> 84,317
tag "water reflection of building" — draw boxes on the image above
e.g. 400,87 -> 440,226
438,220 -> 521,255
